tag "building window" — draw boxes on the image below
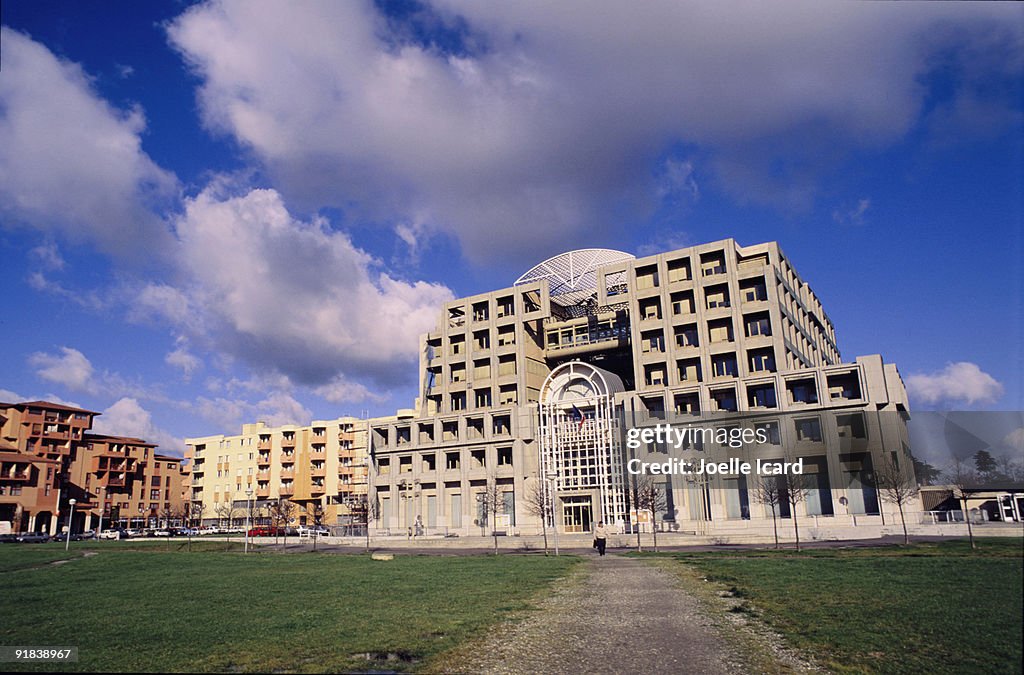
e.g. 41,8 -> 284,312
711,353 -> 738,378
748,348 -> 776,373
795,417 -> 823,442
641,330 -> 665,353
497,447 -> 513,466
446,452 -> 460,470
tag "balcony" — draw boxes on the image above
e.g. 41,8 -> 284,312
280,468 -> 295,480
257,439 -> 271,450
0,469 -> 31,482
281,436 -> 296,448
256,486 -> 270,499
279,484 -> 294,496
311,465 -> 326,478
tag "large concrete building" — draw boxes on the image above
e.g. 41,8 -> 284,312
184,416 -> 375,529
367,239 -> 915,537
0,401 -> 185,534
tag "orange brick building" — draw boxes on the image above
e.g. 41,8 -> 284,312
0,400 -> 185,534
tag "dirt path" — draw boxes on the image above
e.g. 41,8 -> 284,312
434,555 -> 747,674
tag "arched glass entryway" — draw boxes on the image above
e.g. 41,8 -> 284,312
538,361 -> 628,532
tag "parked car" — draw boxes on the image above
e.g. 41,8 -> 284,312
247,526 -> 285,537
98,528 -> 127,540
297,526 -> 331,537
16,532 -> 51,543
70,530 -> 96,541
127,528 -> 144,538
0,534 -> 19,543
178,528 -> 200,537
148,529 -> 172,537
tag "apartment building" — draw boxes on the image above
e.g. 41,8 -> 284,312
0,400 -> 184,534
184,416 -> 374,528
368,239 -> 915,537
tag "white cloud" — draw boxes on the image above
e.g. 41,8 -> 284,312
93,397 -> 185,455
0,389 -> 25,403
29,241 -> 65,271
28,347 -> 96,393
1002,428 -> 1024,453
832,198 -> 871,226
168,1 -> 1022,262
147,186 -> 452,387
166,342 -> 202,379
906,362 -> 1005,406
0,28 -> 178,259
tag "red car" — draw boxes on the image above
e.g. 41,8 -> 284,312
246,526 -> 283,537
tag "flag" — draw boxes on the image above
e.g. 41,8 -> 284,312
571,404 -> 586,430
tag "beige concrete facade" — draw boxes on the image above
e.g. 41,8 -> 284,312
185,416 -> 378,527
368,239 -> 916,538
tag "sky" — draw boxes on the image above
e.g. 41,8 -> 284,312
1,1 -> 1022,457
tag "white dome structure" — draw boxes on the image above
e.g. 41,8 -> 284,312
515,248 -> 634,312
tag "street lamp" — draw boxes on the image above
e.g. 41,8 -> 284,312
64,499 -> 77,551
98,487 -> 107,538
244,489 -> 254,554
548,471 -> 560,556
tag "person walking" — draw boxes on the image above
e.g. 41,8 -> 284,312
593,521 -> 609,556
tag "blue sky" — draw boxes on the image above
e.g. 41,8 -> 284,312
1,1 -> 1021,455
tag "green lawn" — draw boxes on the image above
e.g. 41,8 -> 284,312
0,544 -> 578,672
659,539 -> 1023,674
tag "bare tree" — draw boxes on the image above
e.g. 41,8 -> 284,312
214,502 -> 238,529
476,482 -> 505,555
634,476 -> 668,552
875,453 -> 920,545
751,475 -> 784,549
270,499 -> 297,549
946,458 -> 979,550
306,502 -> 326,552
353,496 -> 380,552
522,478 -> 552,555
186,502 -> 207,552
781,469 -> 811,552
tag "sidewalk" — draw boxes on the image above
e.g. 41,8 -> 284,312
432,555 -> 744,674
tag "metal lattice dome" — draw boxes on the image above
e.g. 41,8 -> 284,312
515,249 -> 635,310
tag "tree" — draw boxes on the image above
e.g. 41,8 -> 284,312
306,502 -> 326,552
912,457 -> 942,486
874,453 -> 920,545
751,475 -> 784,549
634,476 -> 668,552
781,468 -> 811,552
946,458 -> 979,550
522,478 -> 552,555
974,450 -> 997,477
351,496 -> 380,552
186,502 -> 207,552
215,502 -> 238,528
476,482 -> 505,555
270,499 -> 296,549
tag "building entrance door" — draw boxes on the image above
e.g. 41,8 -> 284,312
562,495 -> 592,533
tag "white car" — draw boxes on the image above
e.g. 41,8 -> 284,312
297,526 -> 330,537
98,529 -> 126,540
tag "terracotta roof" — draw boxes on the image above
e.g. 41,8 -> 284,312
85,433 -> 156,447
0,450 -> 59,464
155,453 -> 184,462
5,400 -> 100,415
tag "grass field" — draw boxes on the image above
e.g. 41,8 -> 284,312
660,538 -> 1023,674
0,543 -> 578,672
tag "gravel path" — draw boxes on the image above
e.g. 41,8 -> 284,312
438,555 -> 744,674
